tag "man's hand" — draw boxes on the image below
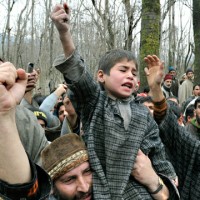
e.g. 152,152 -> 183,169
131,149 -> 158,188
132,150 -> 170,199
0,62 -> 27,113
144,55 -> 165,102
54,84 -> 67,97
25,70 -> 38,93
50,3 -> 70,35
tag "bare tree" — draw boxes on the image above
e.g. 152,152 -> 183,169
193,0 -> 200,84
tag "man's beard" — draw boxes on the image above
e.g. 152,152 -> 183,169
53,186 -> 92,200
196,114 -> 200,125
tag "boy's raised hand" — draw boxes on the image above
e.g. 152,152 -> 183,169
50,3 -> 70,35
144,55 -> 165,101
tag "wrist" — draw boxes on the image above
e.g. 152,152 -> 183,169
148,176 -> 164,194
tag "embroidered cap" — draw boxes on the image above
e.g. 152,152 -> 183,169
41,133 -> 88,181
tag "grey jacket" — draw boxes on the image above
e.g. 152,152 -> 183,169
16,105 -> 49,165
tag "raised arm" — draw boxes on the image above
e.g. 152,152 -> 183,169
144,55 -> 165,102
0,62 -> 31,184
50,3 -> 75,58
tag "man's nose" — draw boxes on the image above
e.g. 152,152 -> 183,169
77,177 -> 89,193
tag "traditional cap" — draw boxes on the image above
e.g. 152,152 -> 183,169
168,66 -> 175,72
30,108 -> 48,127
41,133 -> 89,181
164,74 -> 172,81
186,68 -> 193,74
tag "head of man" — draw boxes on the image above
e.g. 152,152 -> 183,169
186,68 -> 194,80
56,102 -> 68,123
136,96 -> 154,116
42,133 -> 92,200
168,66 -> 176,78
30,108 -> 48,129
193,84 -> 200,97
194,97 -> 200,125
163,74 -> 172,88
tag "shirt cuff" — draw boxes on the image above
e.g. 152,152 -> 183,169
0,157 -> 51,200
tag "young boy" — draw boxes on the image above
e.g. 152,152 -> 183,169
51,3 -> 178,199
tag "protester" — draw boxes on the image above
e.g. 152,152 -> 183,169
178,68 -> 194,106
161,74 -> 173,98
184,97 -> 200,139
42,133 -> 92,200
168,66 -> 179,97
144,54 -> 200,199
51,3 -> 178,199
184,104 -> 195,126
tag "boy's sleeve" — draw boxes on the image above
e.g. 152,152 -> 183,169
140,112 -> 177,180
0,157 -> 51,200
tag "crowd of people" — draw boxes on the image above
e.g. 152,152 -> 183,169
0,2 -> 200,200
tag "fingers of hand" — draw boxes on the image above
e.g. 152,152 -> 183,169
0,62 -> 17,87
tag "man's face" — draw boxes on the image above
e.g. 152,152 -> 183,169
98,59 -> 138,99
187,72 -> 194,80
195,102 -> 200,125
164,79 -> 172,88
193,85 -> 200,96
58,105 -> 67,122
169,70 -> 176,77
53,161 -> 93,200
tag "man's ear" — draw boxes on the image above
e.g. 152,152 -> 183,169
97,70 -> 105,83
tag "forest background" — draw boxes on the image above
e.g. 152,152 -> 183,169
0,0 -> 199,95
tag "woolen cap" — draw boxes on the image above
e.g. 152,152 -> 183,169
168,66 -> 175,72
164,74 -> 172,81
41,133 -> 89,181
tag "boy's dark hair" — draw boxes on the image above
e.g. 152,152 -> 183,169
98,49 -> 138,75
185,104 -> 195,122
194,97 -> 200,109
0,58 -> 4,63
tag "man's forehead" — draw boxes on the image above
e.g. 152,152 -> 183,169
59,161 -> 90,178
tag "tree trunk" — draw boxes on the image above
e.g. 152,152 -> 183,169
193,0 -> 200,84
139,0 -> 161,90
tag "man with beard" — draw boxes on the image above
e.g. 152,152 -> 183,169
168,66 -> 179,98
42,133 -> 93,200
161,74 -> 173,98
185,97 -> 200,140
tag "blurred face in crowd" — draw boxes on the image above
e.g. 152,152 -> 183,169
58,105 -> 68,122
193,85 -> 200,96
143,101 -> 154,116
195,102 -> 200,125
38,119 -> 46,129
187,72 -> 194,80
53,161 -> 93,200
164,79 -> 172,88
169,70 -> 176,77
